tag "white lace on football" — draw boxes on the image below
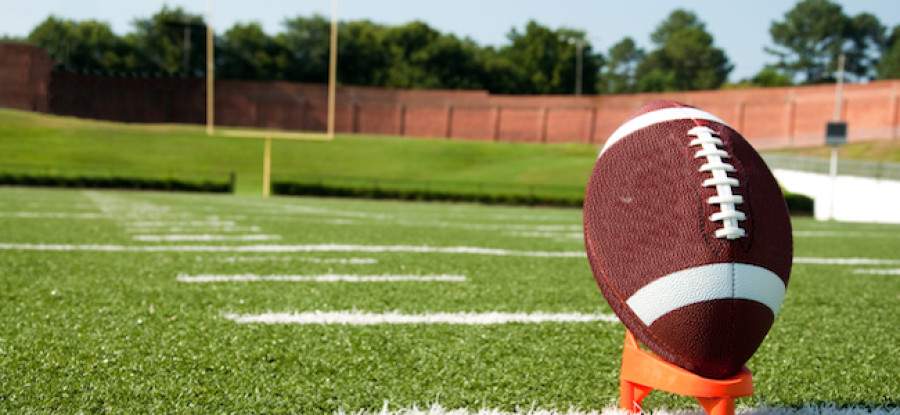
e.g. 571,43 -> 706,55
688,126 -> 746,240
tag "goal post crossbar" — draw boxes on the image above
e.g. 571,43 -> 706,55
204,0 -> 338,196
205,0 -> 338,142
215,129 -> 334,141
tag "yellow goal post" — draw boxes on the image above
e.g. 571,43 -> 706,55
205,0 -> 338,196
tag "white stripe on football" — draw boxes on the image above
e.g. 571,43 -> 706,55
625,263 -> 786,326
600,107 -> 731,157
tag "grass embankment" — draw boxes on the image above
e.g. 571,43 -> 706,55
0,108 -> 596,199
768,139 -> 900,163
1,108 -> 824,210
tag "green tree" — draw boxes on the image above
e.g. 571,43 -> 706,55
846,13 -> 887,79
125,6 -> 207,75
382,21 -> 444,88
414,34 -> 486,89
600,37 -> 644,94
766,0 -> 885,83
337,20 -> 390,86
274,15 -> 331,82
635,10 -> 732,92
216,22 -> 283,80
499,21 -> 602,94
877,25 -> 900,79
650,9 -> 702,45
751,65 -> 794,87
381,21 -> 487,89
476,47 -> 528,94
27,16 -> 132,72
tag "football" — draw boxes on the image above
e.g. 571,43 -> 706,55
583,100 -> 793,379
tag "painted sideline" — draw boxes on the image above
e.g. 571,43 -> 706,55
0,212 -> 109,219
211,256 -> 377,264
793,231 -> 900,238
3,243 -> 895,265
335,403 -> 900,415
224,311 -> 619,325
853,268 -> 900,275
794,257 -> 900,265
133,234 -> 282,242
0,243 -> 585,257
178,274 -> 467,282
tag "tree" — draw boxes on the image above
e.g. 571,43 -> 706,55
751,65 -> 794,87
337,20 -> 390,86
766,0 -> 885,83
27,16 -> 131,72
600,37 -> 644,94
380,21 -> 486,89
650,9 -> 702,45
499,21 -> 602,94
275,15 -> 331,82
877,25 -> 900,79
845,13 -> 886,79
217,22 -> 283,80
125,6 -> 207,75
476,47 -> 528,94
407,34 -> 486,90
635,10 -> 732,92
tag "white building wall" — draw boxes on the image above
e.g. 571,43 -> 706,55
773,169 -> 900,224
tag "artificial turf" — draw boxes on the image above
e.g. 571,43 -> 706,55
0,187 -> 898,413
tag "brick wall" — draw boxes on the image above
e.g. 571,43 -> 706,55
0,42 -> 55,111
47,71 -> 206,124
3,42 -> 900,149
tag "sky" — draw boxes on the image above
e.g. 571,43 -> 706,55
2,0 -> 899,82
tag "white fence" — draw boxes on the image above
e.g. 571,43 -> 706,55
773,169 -> 900,224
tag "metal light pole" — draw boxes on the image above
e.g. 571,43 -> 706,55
163,19 -> 206,76
206,0 -> 214,136
183,22 -> 191,77
560,35 -> 588,96
827,53 -> 846,221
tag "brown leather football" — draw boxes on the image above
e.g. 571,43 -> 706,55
583,100 -> 793,379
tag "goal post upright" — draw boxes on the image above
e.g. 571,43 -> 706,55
327,0 -> 338,138
204,0 -> 338,196
206,0 -> 214,136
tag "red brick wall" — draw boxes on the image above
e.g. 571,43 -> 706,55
4,42 -> 900,149
0,43 -> 54,111
47,71 -> 206,124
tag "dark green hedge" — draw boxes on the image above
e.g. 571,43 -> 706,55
783,192 -> 814,215
0,173 -> 232,193
272,182 -> 583,207
274,181 -> 815,215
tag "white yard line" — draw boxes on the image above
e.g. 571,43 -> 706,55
794,257 -> 900,265
0,212 -> 109,219
133,234 -> 282,242
124,226 -> 262,233
853,268 -> 900,275
178,274 -> 466,282
224,310 -> 619,325
209,199 -> 393,219
793,231 -> 900,238
0,243 -> 585,257
508,231 -> 583,240
5,242 -> 896,264
211,256 -> 378,264
393,220 -> 583,232
128,220 -> 238,227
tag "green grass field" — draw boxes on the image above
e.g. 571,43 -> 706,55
1,187 -> 898,413
0,108 -> 595,197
